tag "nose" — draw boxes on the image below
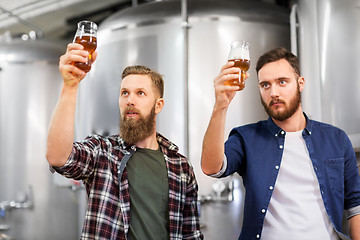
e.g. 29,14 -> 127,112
270,84 -> 279,98
126,94 -> 135,106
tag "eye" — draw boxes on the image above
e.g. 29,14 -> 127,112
260,82 -> 270,89
138,91 -> 145,96
279,80 -> 286,85
121,90 -> 129,96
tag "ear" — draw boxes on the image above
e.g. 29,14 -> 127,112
298,77 -> 305,92
155,98 -> 164,114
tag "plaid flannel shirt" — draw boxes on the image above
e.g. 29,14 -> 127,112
51,133 -> 203,240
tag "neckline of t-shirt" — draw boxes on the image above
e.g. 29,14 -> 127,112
136,147 -> 161,153
284,130 -> 303,136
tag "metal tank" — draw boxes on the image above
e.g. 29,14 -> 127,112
76,0 -> 290,239
0,38 -> 80,239
291,0 -> 360,150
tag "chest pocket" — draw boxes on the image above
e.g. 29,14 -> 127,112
325,158 -> 345,193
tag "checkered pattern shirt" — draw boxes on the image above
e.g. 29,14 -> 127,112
51,133 -> 203,240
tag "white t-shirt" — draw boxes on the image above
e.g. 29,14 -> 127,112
261,131 -> 339,240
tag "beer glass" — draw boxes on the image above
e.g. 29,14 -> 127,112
73,20 -> 98,72
227,40 -> 250,90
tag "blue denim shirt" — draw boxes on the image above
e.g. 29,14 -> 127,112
221,114 -> 360,240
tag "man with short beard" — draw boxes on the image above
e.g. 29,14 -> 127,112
201,47 -> 360,240
46,43 -> 203,240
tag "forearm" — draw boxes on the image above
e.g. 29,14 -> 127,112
201,61 -> 241,175
349,214 -> 360,240
201,106 -> 228,175
46,84 -> 79,167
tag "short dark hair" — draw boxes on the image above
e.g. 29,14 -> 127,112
256,47 -> 300,77
121,65 -> 164,98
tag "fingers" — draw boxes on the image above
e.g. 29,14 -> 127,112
215,61 -> 250,87
215,62 -> 240,89
219,61 -> 239,75
212,62 -> 252,109
61,43 -> 99,68
67,42 -> 84,51
66,43 -> 98,63
59,43 -> 98,86
61,43 -> 87,65
59,55 -> 85,86
59,63 -> 86,79
92,51 -> 98,63
244,72 -> 250,79
212,63 -> 239,108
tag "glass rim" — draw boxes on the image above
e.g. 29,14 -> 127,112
77,20 -> 98,30
230,40 -> 250,47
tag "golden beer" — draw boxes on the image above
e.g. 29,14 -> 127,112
74,35 -> 97,72
227,40 -> 250,90
226,58 -> 250,90
73,21 -> 98,73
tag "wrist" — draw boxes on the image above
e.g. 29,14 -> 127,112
213,102 -> 229,113
61,82 -> 79,95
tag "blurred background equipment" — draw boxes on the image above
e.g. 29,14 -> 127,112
0,38 -> 79,239
291,0 -> 360,151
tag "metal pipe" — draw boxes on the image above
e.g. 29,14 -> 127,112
290,3 -> 298,55
132,0 -> 138,7
0,6 -> 43,37
181,0 -> 189,158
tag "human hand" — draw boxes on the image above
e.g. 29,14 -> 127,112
59,43 -> 98,87
213,61 -> 250,110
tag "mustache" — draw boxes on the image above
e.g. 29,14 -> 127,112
122,106 -> 140,115
269,99 -> 285,106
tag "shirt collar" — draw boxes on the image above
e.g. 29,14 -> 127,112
303,113 -> 312,136
118,132 -> 179,153
156,132 -> 179,152
266,112 -> 312,137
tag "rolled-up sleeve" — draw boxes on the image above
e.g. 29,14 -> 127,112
345,205 -> 360,219
49,134 -> 103,180
209,156 -> 227,178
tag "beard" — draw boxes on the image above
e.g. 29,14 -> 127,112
119,104 -> 156,145
261,84 -> 301,121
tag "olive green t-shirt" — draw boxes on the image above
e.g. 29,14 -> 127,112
127,147 -> 169,240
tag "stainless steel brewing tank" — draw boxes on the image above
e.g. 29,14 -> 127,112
0,39 -> 79,239
293,0 -> 360,149
77,0 -> 290,239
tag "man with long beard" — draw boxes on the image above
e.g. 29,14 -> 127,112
201,47 -> 360,240
46,43 -> 203,240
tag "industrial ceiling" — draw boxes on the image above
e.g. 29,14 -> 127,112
0,0 -> 290,42
0,0 -> 133,41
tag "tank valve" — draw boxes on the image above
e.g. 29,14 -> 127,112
199,179 -> 235,203
0,185 -> 34,215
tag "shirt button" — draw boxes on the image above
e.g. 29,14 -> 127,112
275,134 -> 278,137
256,234 -> 260,238
269,186 -> 273,190
279,145 -> 283,149
275,165 -> 279,170
309,131 -> 312,135
281,131 -> 285,135
261,209 -> 266,213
